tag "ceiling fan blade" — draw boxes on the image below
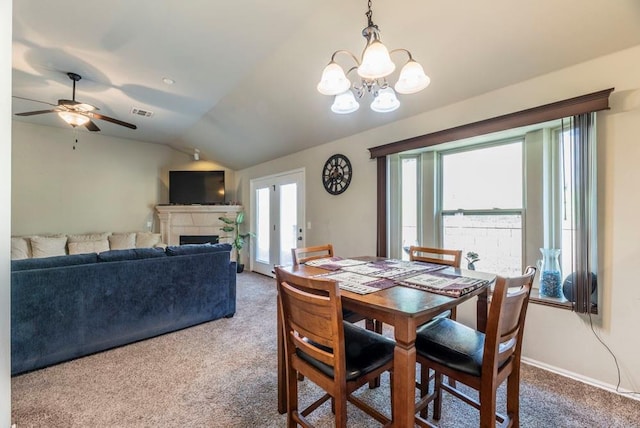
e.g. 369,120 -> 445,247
12,96 -> 58,107
88,112 -> 137,130
84,120 -> 100,132
15,109 -> 59,116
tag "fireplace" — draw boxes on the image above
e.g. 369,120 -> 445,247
155,204 -> 242,260
180,235 -> 219,245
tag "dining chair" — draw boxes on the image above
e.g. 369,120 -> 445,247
291,244 -> 383,388
291,244 -> 379,331
408,246 -> 462,269
414,266 -> 536,428
408,246 -> 462,321
275,267 -> 395,427
291,244 -> 335,265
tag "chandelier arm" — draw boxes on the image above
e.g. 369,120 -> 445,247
389,48 -> 414,61
330,50 -> 361,67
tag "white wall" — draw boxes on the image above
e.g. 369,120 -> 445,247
1,0 -> 12,424
11,121 -> 190,235
235,45 -> 640,395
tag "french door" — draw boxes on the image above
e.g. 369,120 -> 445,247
250,169 -> 305,276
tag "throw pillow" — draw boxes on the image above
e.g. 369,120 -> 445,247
108,233 -> 136,250
11,237 -> 31,260
136,232 -> 162,248
68,240 -> 110,255
30,236 -> 68,258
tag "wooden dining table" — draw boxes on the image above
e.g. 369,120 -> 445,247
276,257 -> 495,427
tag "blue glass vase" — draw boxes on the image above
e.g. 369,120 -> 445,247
539,248 -> 562,298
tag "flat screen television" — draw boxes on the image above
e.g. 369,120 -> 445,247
169,170 -> 225,205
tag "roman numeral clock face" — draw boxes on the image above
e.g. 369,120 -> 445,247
322,154 -> 352,195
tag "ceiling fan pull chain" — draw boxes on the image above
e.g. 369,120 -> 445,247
72,127 -> 78,150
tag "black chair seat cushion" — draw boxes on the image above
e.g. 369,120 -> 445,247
416,318 -> 515,377
342,309 -> 363,323
297,321 -> 395,381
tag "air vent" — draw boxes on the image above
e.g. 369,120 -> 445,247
131,108 -> 154,118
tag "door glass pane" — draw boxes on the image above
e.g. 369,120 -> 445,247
401,157 -> 418,260
442,143 -> 523,210
256,187 -> 270,263
279,183 -> 297,266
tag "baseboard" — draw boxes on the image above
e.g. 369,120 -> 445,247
522,357 -> 640,402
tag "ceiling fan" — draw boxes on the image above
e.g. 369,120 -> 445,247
14,72 -> 137,132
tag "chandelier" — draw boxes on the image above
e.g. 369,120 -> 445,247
317,0 -> 430,114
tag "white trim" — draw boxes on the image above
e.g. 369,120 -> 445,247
522,357 -> 640,402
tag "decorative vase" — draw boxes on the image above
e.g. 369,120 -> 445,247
538,248 -> 562,298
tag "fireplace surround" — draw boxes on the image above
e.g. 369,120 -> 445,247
156,205 -> 242,256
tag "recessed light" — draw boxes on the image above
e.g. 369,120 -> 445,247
162,77 -> 175,85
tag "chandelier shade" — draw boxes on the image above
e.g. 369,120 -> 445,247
370,87 -> 400,113
395,60 -> 431,94
317,62 -> 351,96
357,40 -> 395,79
331,90 -> 360,114
317,0 -> 430,114
58,111 -> 90,127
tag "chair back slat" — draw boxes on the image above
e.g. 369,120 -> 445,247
482,266 -> 536,376
291,244 -> 334,266
276,267 -> 345,373
408,246 -> 462,268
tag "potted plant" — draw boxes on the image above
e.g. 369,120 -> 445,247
465,251 -> 480,270
219,211 -> 255,273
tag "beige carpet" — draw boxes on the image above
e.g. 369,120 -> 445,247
11,272 -> 640,427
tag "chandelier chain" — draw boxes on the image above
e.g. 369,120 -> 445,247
366,0 -> 374,28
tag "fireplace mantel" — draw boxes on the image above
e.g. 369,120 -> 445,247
156,205 -> 243,248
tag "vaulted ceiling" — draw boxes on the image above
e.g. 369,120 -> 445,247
11,0 -> 640,169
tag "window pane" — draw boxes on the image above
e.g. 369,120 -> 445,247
279,183 -> 297,266
443,213 -> 522,276
401,158 -> 418,260
256,188 -> 270,263
442,143 -> 523,210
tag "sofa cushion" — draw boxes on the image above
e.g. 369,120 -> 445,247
68,240 -> 110,255
98,247 -> 167,262
11,237 -> 31,260
11,253 -> 98,271
108,233 -> 136,250
67,232 -> 111,242
136,232 -> 162,248
166,243 -> 232,256
30,236 -> 68,258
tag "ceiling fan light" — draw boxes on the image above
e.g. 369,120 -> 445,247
370,87 -> 400,113
331,90 -> 360,114
395,60 -> 430,94
75,103 -> 96,112
358,40 -> 395,79
317,62 -> 351,96
58,111 -> 90,127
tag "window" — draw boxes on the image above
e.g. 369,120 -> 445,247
372,89 -> 609,314
440,142 -> 523,276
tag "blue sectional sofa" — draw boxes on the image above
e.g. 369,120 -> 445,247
11,243 -> 236,375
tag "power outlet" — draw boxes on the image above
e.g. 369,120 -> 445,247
146,221 -> 153,230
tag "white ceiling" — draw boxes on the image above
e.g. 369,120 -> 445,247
11,0 -> 640,170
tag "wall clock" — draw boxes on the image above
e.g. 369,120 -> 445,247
322,154 -> 352,195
